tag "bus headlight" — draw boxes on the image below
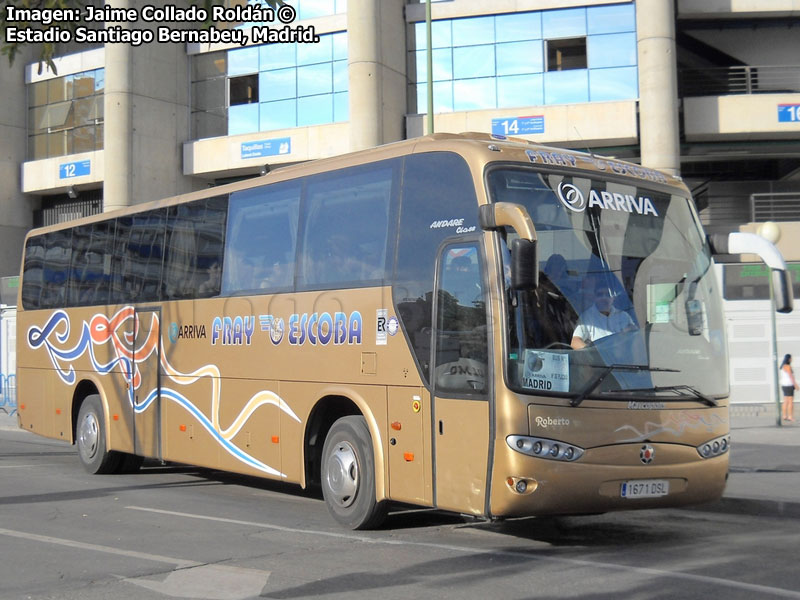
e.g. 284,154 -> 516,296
507,435 -> 584,462
696,434 -> 730,459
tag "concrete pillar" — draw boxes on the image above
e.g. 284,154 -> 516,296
103,16 -> 134,212
347,0 -> 406,151
103,0 -> 196,212
636,0 -> 681,176
0,44 -> 36,277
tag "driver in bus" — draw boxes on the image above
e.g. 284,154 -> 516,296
571,280 -> 635,349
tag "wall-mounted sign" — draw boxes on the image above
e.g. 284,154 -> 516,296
59,160 -> 91,179
778,104 -> 800,123
491,115 -> 545,137
240,137 -> 291,159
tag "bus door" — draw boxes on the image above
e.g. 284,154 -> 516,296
431,242 -> 491,515
131,307 -> 162,459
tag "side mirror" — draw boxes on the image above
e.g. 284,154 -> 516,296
510,238 -> 538,291
773,269 -> 794,314
479,202 -> 539,290
710,231 -> 794,314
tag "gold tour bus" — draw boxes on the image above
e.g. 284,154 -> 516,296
16,133 -> 793,529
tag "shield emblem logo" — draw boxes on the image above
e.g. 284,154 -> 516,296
640,445 -> 655,464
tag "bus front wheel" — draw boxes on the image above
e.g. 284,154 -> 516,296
76,395 -> 122,474
321,416 -> 387,529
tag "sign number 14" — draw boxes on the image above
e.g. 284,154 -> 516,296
778,104 -> 800,122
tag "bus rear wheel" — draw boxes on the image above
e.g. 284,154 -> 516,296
321,416 -> 387,529
76,395 -> 122,474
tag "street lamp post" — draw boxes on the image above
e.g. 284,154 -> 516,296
426,0 -> 433,134
758,221 -> 782,426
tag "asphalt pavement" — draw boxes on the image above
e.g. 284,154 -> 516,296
1,405 -> 798,520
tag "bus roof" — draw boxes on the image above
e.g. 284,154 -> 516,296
24,133 -> 689,239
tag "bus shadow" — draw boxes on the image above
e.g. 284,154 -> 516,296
466,512 -> 687,547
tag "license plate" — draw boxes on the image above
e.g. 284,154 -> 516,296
621,479 -> 669,499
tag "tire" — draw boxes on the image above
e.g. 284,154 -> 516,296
76,395 -> 121,474
321,416 -> 387,530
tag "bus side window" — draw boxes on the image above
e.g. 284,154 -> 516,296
434,244 -> 488,396
298,160 -> 397,289
223,181 -> 300,295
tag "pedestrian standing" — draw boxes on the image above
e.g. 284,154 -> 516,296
779,354 -> 797,422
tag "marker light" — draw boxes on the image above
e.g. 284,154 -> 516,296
506,435 -> 584,462
696,434 -> 730,459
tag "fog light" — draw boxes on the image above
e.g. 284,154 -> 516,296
515,480 -> 528,494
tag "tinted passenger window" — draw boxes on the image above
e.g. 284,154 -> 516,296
68,221 -> 115,306
393,152 -> 479,383
223,181 -> 301,295
298,160 -> 398,289
165,196 -> 227,300
42,229 -> 72,308
115,209 -> 167,303
21,236 -> 46,309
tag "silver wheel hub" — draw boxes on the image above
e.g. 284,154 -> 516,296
78,412 -> 99,461
326,441 -> 359,508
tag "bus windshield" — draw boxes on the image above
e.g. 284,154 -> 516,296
489,167 -> 727,403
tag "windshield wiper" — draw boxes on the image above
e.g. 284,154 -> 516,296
605,384 -> 717,407
571,364 -> 679,407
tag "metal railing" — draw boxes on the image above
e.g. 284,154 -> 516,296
680,65 -> 800,97
751,192 -> 800,223
0,374 -> 16,416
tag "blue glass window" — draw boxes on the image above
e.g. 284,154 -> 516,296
496,41 -> 543,76
414,20 -> 453,49
297,0 -> 335,19
410,8 -> 637,116
298,63 -> 332,96
229,103 -> 260,135
332,32 -> 348,60
298,34 -> 332,65
416,81 -> 454,113
416,48 -> 453,82
544,70 -> 588,104
226,30 -> 347,134
260,68 -> 296,102
496,12 -> 541,43
260,43 -> 295,70
453,78 -> 495,111
228,46 -> 259,75
298,95 -> 333,126
589,66 -> 637,101
542,8 -> 587,38
452,15 -> 495,47
588,3 -> 636,34
453,45 -> 495,79
260,99 -> 296,130
497,73 -> 543,107
588,32 -> 637,69
333,60 -> 348,92
334,91 -> 348,122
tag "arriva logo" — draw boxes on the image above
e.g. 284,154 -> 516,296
556,182 -> 660,217
557,182 -> 587,212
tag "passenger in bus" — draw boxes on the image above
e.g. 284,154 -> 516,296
542,253 -> 576,297
198,261 -> 221,296
571,281 -> 635,349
